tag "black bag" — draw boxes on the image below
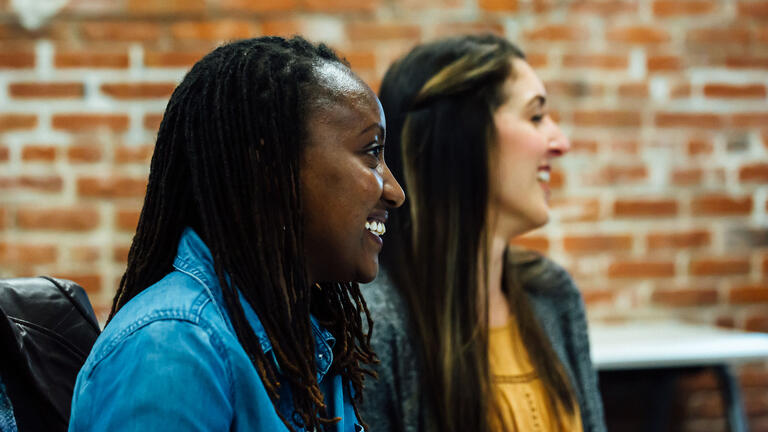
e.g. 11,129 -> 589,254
0,277 -> 100,431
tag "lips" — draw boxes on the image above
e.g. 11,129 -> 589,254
365,210 -> 388,237
537,166 -> 550,183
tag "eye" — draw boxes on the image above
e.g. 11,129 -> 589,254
365,143 -> 384,158
531,114 -> 544,124
364,143 -> 385,167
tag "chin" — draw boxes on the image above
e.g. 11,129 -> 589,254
354,261 -> 379,284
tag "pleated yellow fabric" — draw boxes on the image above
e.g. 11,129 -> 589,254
488,318 -> 583,432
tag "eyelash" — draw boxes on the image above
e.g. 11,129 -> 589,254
366,143 -> 384,160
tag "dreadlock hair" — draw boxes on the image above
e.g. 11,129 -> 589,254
109,36 -> 377,432
378,34 -> 576,432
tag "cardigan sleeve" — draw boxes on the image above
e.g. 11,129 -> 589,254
358,276 -> 423,432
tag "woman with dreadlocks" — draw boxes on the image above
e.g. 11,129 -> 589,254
68,36 -> 404,432
359,34 -> 605,432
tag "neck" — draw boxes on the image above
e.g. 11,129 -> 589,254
482,229 -> 510,329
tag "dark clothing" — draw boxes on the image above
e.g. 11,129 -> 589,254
0,277 -> 100,432
359,253 -> 606,432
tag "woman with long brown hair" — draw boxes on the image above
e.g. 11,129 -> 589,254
68,36 -> 404,432
360,34 -> 605,432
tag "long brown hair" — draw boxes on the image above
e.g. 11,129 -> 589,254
379,34 -> 575,432
111,37 -> 376,431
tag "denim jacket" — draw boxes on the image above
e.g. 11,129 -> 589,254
69,228 -> 362,432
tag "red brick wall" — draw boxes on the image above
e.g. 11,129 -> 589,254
0,0 -> 766,429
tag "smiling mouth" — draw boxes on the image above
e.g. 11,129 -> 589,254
365,219 -> 386,236
537,168 -> 550,183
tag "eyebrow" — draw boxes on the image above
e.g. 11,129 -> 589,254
525,95 -> 547,110
360,123 -> 386,141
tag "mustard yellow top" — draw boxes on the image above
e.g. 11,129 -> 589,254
489,318 -> 583,432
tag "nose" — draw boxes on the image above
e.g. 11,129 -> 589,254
547,117 -> 570,156
381,163 -> 405,208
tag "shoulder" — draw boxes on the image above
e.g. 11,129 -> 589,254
509,249 -> 581,304
82,270 -> 232,382
362,271 -> 412,347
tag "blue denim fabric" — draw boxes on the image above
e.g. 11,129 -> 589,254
69,228 -> 363,432
0,379 -> 17,432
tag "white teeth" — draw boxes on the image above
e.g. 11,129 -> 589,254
365,220 -> 385,236
537,170 -> 550,183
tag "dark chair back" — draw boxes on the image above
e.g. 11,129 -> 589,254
0,277 -> 100,431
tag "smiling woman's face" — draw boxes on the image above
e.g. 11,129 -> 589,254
490,58 -> 570,237
300,63 -> 405,284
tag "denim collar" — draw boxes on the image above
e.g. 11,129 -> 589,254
172,227 -> 336,381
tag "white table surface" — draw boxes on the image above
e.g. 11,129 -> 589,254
589,321 -> 768,370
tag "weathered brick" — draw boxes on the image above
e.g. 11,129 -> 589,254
586,165 -> 647,185
17,206 -> 99,231
171,20 -> 256,41
730,283 -> 768,304
704,84 -> 766,99
304,0 -> 381,12
687,28 -> 751,44
569,0 -> 638,15
614,199 -> 678,217
563,234 -> 632,252
653,0 -> 716,16
647,55 -> 681,71
0,243 -> 57,265
115,145 -> 153,164
144,50 -> 207,67
732,113 -> 768,128
346,23 -> 421,42
648,231 -> 710,249
9,82 -> 84,99
55,51 -> 129,68
113,245 -> 131,263
70,245 -> 101,263
573,110 -> 641,127
688,139 -> 713,156
692,195 -> 752,215
652,288 -> 718,306
0,51 -> 34,68
115,208 -> 141,231
740,163 -> 768,183
618,83 -> 648,98
80,21 -> 162,41
52,273 -> 102,294
672,168 -> 703,185
52,114 -> 129,132
737,1 -> 768,18
101,83 -> 176,99
77,176 -> 147,198
690,258 -> 750,276
609,260 -> 676,278
563,54 -> 628,69
67,145 -> 102,163
21,145 -> 56,162
478,0 -> 518,11
524,25 -> 587,41
0,114 -> 37,131
127,0 -> 206,14
655,113 -> 725,128
606,26 -> 669,44
144,113 -> 163,131
219,0 -> 298,12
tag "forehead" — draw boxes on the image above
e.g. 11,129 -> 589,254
307,62 -> 382,129
504,58 -> 546,107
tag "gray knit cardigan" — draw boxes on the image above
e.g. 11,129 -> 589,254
359,253 -> 606,432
